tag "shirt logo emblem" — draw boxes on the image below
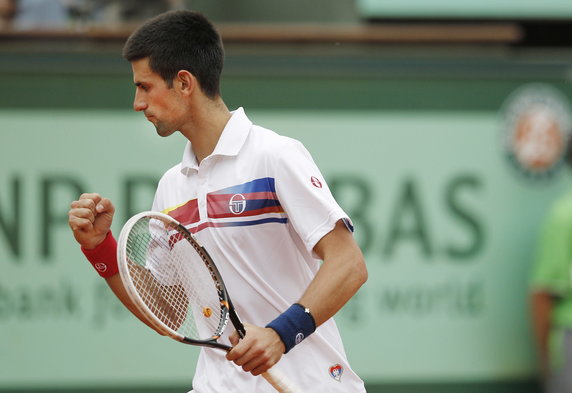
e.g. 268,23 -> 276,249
310,176 -> 322,188
329,364 -> 343,382
229,193 -> 247,215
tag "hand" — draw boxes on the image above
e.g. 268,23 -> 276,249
226,323 -> 286,376
68,193 -> 115,249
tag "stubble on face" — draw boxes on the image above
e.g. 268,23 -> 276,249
151,118 -> 176,137
132,58 -> 181,138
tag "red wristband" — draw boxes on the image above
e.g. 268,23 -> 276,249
81,231 -> 119,279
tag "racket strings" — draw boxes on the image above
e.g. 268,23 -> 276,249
127,263 -> 188,330
126,217 -> 226,340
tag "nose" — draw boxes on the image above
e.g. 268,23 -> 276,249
133,92 -> 147,112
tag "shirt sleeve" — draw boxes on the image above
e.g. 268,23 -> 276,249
531,201 -> 572,296
273,138 -> 352,256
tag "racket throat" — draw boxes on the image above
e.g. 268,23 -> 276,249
180,336 -> 232,352
229,308 -> 246,339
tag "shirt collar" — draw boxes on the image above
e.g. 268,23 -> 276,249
180,107 -> 252,173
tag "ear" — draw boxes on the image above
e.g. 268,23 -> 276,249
175,70 -> 196,96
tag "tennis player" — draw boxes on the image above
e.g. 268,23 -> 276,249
68,10 -> 368,393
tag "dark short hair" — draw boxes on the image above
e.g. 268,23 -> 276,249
122,10 -> 224,98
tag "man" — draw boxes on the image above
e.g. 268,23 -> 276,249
68,10 -> 368,392
530,143 -> 572,393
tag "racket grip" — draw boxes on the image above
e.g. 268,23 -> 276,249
262,368 -> 303,393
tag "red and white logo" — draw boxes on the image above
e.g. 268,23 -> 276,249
328,364 -> 343,382
310,176 -> 322,188
94,263 -> 108,273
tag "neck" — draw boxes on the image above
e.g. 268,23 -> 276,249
180,96 -> 231,164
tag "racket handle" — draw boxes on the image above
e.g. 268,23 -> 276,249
262,368 -> 303,393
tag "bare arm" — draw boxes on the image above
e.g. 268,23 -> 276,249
531,289 -> 554,378
68,194 -> 155,329
227,219 -> 368,375
299,219 -> 368,326
107,269 -> 187,333
68,193 -> 184,333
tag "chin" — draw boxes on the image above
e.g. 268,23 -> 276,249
155,124 -> 176,137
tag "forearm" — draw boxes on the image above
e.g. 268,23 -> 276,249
298,242 -> 367,326
265,220 -> 367,355
106,272 -> 185,334
531,290 -> 554,374
80,228 -> 176,334
230,220 -> 367,371
105,274 -> 155,328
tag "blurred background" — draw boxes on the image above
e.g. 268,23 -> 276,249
1,0 -> 571,392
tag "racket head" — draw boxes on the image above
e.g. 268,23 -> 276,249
117,211 -> 233,350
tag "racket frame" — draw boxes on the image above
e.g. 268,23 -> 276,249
117,211 -> 302,393
117,211 -> 242,351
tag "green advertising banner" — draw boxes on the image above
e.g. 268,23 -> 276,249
1,83 -> 571,389
357,0 -> 572,19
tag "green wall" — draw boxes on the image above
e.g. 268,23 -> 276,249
1,42 -> 571,393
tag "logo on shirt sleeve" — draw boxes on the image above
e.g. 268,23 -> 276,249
310,176 -> 323,188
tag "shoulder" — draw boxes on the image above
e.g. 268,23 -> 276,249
157,162 -> 183,188
151,162 -> 185,213
543,191 -> 572,229
247,124 -> 307,160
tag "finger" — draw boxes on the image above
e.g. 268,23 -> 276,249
226,346 -> 240,362
232,346 -> 255,367
71,198 -> 96,212
79,193 -> 102,205
68,215 -> 94,232
69,206 -> 96,221
95,197 -> 115,215
68,210 -> 94,230
229,330 -> 240,347
226,337 -> 249,362
241,355 -> 267,374
250,363 -> 272,376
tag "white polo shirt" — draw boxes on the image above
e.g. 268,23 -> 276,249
152,108 -> 366,393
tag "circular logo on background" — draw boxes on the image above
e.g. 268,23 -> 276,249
501,83 -> 572,180
229,194 -> 247,215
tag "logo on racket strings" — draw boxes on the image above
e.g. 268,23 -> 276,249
329,364 -> 343,382
229,194 -> 247,215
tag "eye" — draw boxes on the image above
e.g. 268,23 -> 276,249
136,83 -> 149,92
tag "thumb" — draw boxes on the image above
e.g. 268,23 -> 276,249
229,329 -> 240,347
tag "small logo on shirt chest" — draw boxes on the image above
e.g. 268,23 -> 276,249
229,193 -> 247,215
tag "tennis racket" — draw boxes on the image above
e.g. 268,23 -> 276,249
117,211 -> 302,393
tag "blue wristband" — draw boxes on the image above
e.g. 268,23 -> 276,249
266,303 -> 316,353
